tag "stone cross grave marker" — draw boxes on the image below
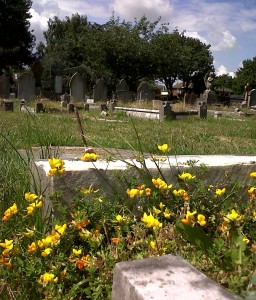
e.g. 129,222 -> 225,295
116,79 -> 132,102
0,74 -> 11,99
18,73 -> 36,101
93,79 -> 107,102
137,81 -> 155,101
69,73 -> 86,102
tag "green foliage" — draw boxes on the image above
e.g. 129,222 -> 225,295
0,0 -> 35,72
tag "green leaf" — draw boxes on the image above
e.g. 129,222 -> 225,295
175,221 -> 214,254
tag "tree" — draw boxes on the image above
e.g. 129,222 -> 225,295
234,57 -> 256,94
0,0 -> 35,73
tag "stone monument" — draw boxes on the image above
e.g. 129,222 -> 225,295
201,72 -> 219,104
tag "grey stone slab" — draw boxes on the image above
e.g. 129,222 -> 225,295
0,74 -> 11,98
18,73 -> 35,101
69,72 -> 86,101
112,255 -> 236,300
93,78 -> 107,102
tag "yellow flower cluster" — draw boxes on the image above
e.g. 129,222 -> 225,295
127,185 -> 151,199
48,158 -> 65,176
152,178 -> 172,190
215,188 -> 226,197
173,189 -> 189,201
38,272 -> 57,285
2,203 -> 18,221
27,224 -> 67,257
25,192 -> 42,215
141,212 -> 162,230
80,152 -> 98,162
181,210 -> 207,227
178,172 -> 196,181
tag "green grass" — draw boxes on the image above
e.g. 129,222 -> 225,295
1,100 -> 256,155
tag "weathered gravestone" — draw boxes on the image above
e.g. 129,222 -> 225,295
69,73 -> 86,102
93,79 -> 107,102
249,89 -> 256,107
18,73 -> 36,101
0,74 -> 11,99
137,81 -> 155,101
116,79 -> 132,102
198,102 -> 207,119
159,102 -> 176,120
54,76 -> 63,94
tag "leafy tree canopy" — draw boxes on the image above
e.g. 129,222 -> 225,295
0,0 -> 35,73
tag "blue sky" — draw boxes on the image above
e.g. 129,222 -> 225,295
29,0 -> 256,77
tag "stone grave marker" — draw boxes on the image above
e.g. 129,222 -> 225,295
198,102 -> 207,119
137,81 -> 155,101
249,89 -> 256,107
69,73 -> 86,102
35,102 -> 44,113
54,76 -> 63,94
0,74 -> 11,99
18,73 -> 36,101
159,102 -> 175,120
93,79 -> 107,102
116,79 -> 132,102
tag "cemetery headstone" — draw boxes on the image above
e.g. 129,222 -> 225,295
198,102 -> 207,119
137,81 -> 155,101
84,103 -> 89,111
93,79 -> 107,102
249,89 -> 256,107
18,73 -> 36,101
0,74 -> 11,99
67,103 -> 75,113
54,76 -> 63,94
116,79 -> 132,102
159,102 -> 175,120
69,73 -> 86,102
35,102 -> 44,113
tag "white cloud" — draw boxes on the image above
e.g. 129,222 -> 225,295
110,0 -> 173,22
216,65 -> 235,78
210,30 -> 237,51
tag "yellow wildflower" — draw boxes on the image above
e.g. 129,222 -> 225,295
76,255 -> 91,270
250,172 -> 256,178
25,192 -> 39,203
153,206 -> 161,215
48,158 -> 65,176
80,153 -> 98,162
178,172 -> 195,181
145,188 -> 151,196
110,237 -> 120,245
127,188 -> 139,199
55,224 -> 67,235
197,214 -> 207,226
225,209 -> 242,222
243,237 -> 250,244
22,227 -> 35,238
149,240 -> 157,250
27,242 -> 37,253
72,248 -> 82,256
215,188 -> 226,197
38,272 -> 57,285
152,178 -> 171,190
253,212 -> 256,220
248,187 -> 256,198
164,208 -> 171,219
41,248 -> 52,257
141,212 -> 162,230
181,210 -> 197,225
173,189 -> 187,197
157,143 -> 170,152
2,203 -> 18,221
159,202 -> 165,210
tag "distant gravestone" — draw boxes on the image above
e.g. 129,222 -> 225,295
35,102 -> 44,113
67,103 -> 75,113
0,74 -> 11,98
69,73 -> 86,102
249,89 -> 256,107
159,102 -> 175,120
18,73 -> 35,101
137,82 -> 155,101
198,102 -> 207,119
54,76 -> 63,94
93,79 -> 107,102
116,79 -> 132,102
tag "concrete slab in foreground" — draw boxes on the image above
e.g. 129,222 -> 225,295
112,254 -> 236,300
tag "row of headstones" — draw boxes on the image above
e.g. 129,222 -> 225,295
0,72 -> 155,102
